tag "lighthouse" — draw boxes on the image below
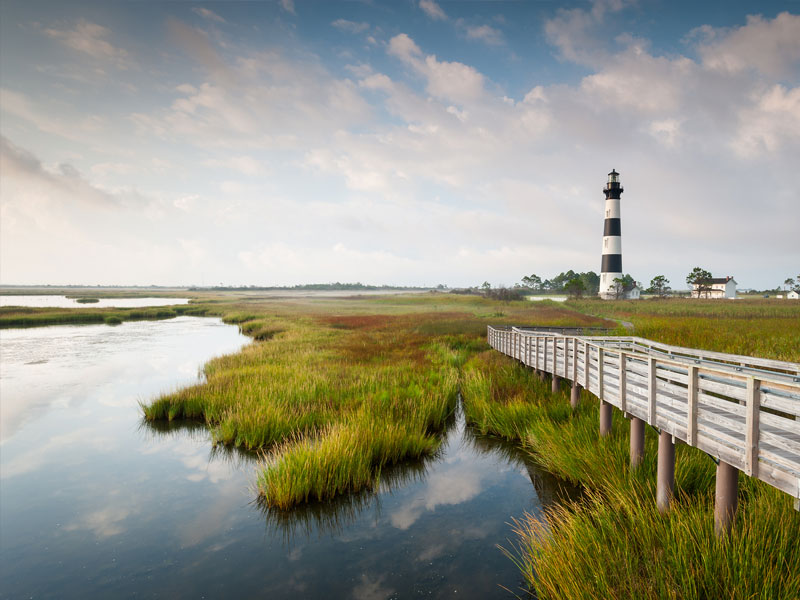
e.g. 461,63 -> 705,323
599,169 -> 623,299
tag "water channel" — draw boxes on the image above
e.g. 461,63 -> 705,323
0,295 -> 190,309
0,316 -> 574,598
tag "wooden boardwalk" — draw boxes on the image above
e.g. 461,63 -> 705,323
487,326 -> 800,521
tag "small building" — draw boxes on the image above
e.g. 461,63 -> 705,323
788,290 -> 800,300
693,276 -> 737,299
625,284 -> 641,300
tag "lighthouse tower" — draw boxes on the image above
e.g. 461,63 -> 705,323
599,169 -> 624,299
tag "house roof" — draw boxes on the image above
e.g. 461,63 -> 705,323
696,276 -> 736,285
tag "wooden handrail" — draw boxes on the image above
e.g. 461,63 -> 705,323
487,325 -> 800,508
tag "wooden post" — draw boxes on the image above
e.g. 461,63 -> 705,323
630,417 -> 645,468
552,374 -> 561,394
714,460 -> 739,537
745,377 -> 761,478
657,430 -> 675,513
687,366 -> 698,446
600,401 -> 612,436
570,338 -> 581,409
571,383 -> 582,410
598,347 -> 605,399
584,342 -> 590,389
543,338 -> 548,376
571,337 -> 579,384
648,357 -> 658,424
619,351 -> 627,413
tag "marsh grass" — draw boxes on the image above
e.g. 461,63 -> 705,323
139,293 -> 608,508
461,300 -> 800,599
567,298 -> 800,361
505,482 -> 799,600
0,304 -> 209,328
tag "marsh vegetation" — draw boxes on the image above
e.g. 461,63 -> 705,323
7,291 -> 798,597
463,297 -> 800,599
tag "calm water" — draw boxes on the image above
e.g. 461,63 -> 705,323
0,295 -> 189,308
0,317 -> 574,599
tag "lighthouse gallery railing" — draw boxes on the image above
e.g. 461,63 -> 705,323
487,326 -> 800,505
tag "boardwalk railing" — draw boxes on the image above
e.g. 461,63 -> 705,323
487,325 -> 800,532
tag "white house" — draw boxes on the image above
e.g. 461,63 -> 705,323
788,290 -> 799,300
693,276 -> 737,299
625,285 -> 641,300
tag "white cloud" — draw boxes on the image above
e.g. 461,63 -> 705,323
352,575 -> 395,600
167,19 -> 236,84
4,5 -> 800,289
732,84 -> 800,157
203,155 -> 267,175
0,87 -> 109,143
695,12 -> 800,79
419,0 -> 447,21
42,19 -> 131,69
135,39 -> 372,148
463,24 -> 504,46
91,162 -> 137,177
332,19 -> 370,34
280,0 -> 296,15
192,7 -> 226,24
388,34 -> 486,103
544,0 -> 631,66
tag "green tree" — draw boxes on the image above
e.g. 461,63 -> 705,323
565,277 -> 586,298
580,271 -> 600,295
686,267 -> 713,298
521,274 -> 542,290
611,277 -> 627,300
481,281 -> 491,291
784,277 -> 795,291
648,275 -> 671,298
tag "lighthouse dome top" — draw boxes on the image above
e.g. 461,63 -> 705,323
608,169 -> 620,183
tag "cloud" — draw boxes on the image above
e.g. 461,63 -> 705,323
64,506 -> 133,538
1,136 -> 123,208
134,44 -> 371,149
192,7 -> 226,24
42,19 -> 131,69
280,0 -> 296,15
202,155 -> 267,175
332,19 -> 370,34
463,24 -> 504,46
0,88 -> 110,144
167,19 -> 236,84
731,84 -> 800,157
388,34 -> 486,103
544,0 -> 630,66
694,12 -> 800,79
419,0 -> 447,21
352,574 -> 395,600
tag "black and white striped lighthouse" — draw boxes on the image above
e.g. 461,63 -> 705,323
599,169 -> 623,299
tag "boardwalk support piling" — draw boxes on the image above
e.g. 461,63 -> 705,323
552,374 -> 561,394
599,401 -> 612,436
714,461 -> 739,537
657,430 -> 675,513
630,417 -> 645,468
570,383 -> 582,410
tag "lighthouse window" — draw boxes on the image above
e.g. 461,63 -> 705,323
604,239 -> 608,248
606,209 -> 610,217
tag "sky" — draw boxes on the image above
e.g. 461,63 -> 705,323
0,0 -> 798,290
